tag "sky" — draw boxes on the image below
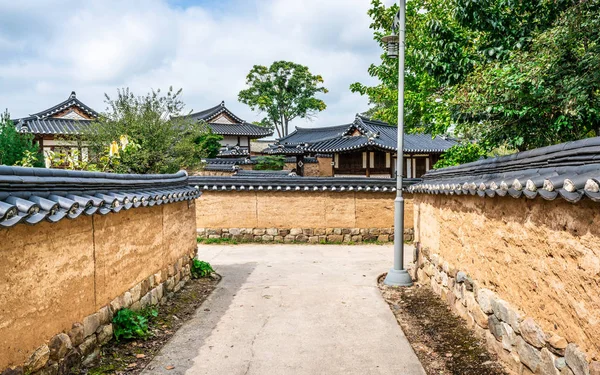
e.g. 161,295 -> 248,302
0,0 -> 387,133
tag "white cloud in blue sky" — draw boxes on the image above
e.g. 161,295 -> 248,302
0,0 -> 385,131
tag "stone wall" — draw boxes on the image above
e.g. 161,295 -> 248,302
198,227 -> 415,243
413,194 -> 600,374
0,201 -> 197,373
283,162 -> 320,176
195,191 -> 413,230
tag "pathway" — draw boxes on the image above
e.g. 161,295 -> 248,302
142,244 -> 425,375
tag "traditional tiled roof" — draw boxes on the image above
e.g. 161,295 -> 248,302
265,115 -> 456,155
16,118 -> 92,135
29,91 -> 99,120
189,176 -> 421,192
14,91 -> 98,136
408,137 -> 600,203
186,101 -> 272,138
0,167 -> 200,228
233,170 -> 296,177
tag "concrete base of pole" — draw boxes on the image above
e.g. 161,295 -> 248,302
383,268 -> 413,287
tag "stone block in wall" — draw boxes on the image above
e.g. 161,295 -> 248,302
24,345 -> 49,373
369,228 -> 380,235
351,235 -> 362,242
377,235 -> 389,242
262,235 -> 274,241
221,233 -> 231,239
333,228 -> 342,235
274,236 -> 283,242
520,317 -> 547,348
68,323 -> 84,347
351,228 -> 360,235
96,325 -> 113,345
290,228 -> 303,235
295,235 -> 308,243
517,336 -> 542,373
308,236 -> 319,243
539,348 -> 560,375
266,228 -> 278,236
229,228 -> 241,235
49,334 -> 72,362
327,235 -> 343,243
476,288 -> 495,314
284,235 -> 295,243
278,229 -> 289,236
253,228 -> 265,235
565,344 -> 589,375
548,334 -> 568,356
314,228 -> 326,235
303,228 -> 313,235
318,235 -> 327,243
343,234 -> 351,243
83,313 -> 100,338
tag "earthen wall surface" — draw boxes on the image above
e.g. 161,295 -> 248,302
0,201 -> 197,370
196,191 -> 413,230
414,194 -> 600,358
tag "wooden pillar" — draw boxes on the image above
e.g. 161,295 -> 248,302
366,151 -> 371,177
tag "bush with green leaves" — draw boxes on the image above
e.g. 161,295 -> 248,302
253,155 -> 285,171
191,260 -> 214,279
112,307 -> 158,342
0,110 -> 42,167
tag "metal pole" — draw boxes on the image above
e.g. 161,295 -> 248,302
384,0 -> 413,287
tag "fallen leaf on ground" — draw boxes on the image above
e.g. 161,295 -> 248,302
136,354 -> 145,359
165,365 -> 175,370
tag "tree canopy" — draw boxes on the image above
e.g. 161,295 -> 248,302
85,87 -> 215,174
352,0 -> 593,166
238,61 -> 328,138
0,110 -> 42,167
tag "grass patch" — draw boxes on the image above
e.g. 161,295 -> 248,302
197,236 -> 403,246
197,237 -> 239,245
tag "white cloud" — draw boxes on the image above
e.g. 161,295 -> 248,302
0,0 -> 380,129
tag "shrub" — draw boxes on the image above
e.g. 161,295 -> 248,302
112,307 -> 157,342
191,260 -> 214,279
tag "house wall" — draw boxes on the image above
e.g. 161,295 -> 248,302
196,191 -> 414,243
317,156 -> 333,176
0,201 -> 197,371
413,193 -> 600,373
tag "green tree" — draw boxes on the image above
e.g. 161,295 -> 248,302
0,110 -> 42,167
195,124 -> 223,159
352,0 -> 578,164
433,143 -> 486,169
253,156 -> 286,171
238,61 -> 328,138
86,87 -> 208,174
451,0 -> 600,151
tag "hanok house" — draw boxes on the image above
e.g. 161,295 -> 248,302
186,101 -> 273,157
265,114 -> 456,178
13,91 -> 98,167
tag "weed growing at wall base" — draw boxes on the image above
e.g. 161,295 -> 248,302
191,260 -> 214,279
112,307 -> 158,342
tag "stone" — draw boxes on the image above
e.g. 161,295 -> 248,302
556,357 -> 567,370
206,228 -> 221,235
278,229 -> 289,236
476,288 -> 495,314
274,236 -> 283,242
79,334 -> 97,356
548,334 -> 569,356
229,228 -> 241,235
123,291 -> 133,308
431,254 -> 439,266
140,292 -> 152,308
284,235 -> 295,243
253,228 -> 265,235
262,234 -> 274,241
334,228 -> 342,235
488,315 -> 503,341
501,322 -> 516,350
208,234 -> 220,239
308,236 -> 319,243
130,283 -> 142,302
562,367 -> 575,375
520,317 -> 546,348
351,235 -> 362,242
83,313 -> 100,338
565,344 -> 589,375
82,348 -> 100,367
25,345 -> 50,373
1,367 -> 23,375
517,336 -> 542,373
97,324 -> 113,345
492,299 -> 510,322
327,235 -> 343,243
539,348 -> 560,375
341,228 -> 351,234
68,323 -> 85,347
343,234 -> 352,242
151,287 -> 159,305
156,283 -> 164,301
290,228 -> 303,235
37,363 -> 58,375
589,361 -> 600,375
377,234 -> 389,242
350,228 -> 360,235
110,295 -> 124,314
303,228 -> 314,235
507,306 -> 522,334
98,306 -> 112,325
130,301 -> 141,311
49,333 -> 72,360
464,277 -> 474,291
266,228 -> 278,236
440,272 -> 449,287
456,271 -> 467,283
471,306 -> 489,329
295,234 -> 308,242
